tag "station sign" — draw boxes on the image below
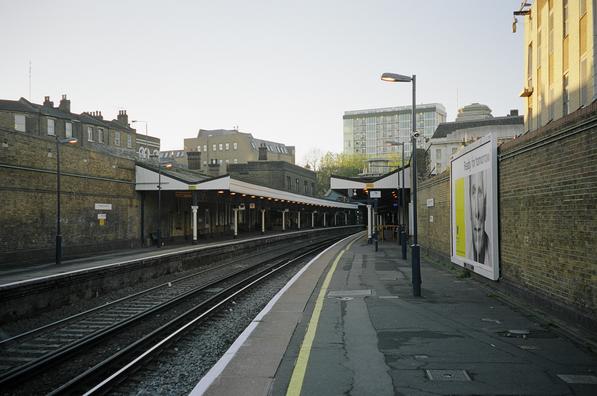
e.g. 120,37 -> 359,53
175,192 -> 192,198
94,203 -> 112,210
369,190 -> 381,198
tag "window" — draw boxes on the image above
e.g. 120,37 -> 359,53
225,143 -> 229,150
233,142 -> 238,150
212,144 -> 217,151
138,147 -> 145,158
65,122 -> 72,138
287,176 -> 292,190
295,178 -> 299,192
47,119 -> 55,136
451,147 -> 457,155
304,180 -> 308,194
87,126 -> 93,141
218,143 -> 223,151
233,158 -> 238,163
98,128 -> 104,143
436,148 -> 441,161
127,134 -> 132,148
114,131 -> 121,146
225,159 -> 229,164
580,58 -> 589,104
14,114 -> 25,132
197,145 -> 201,152
563,74 -> 569,115
203,144 -> 207,152
563,0 -> 569,36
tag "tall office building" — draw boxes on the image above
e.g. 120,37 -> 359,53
343,103 -> 447,161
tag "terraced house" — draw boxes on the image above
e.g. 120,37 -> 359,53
0,95 -> 138,158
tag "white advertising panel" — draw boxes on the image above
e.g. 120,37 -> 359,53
450,135 -> 499,280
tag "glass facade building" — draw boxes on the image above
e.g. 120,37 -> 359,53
343,104 -> 447,160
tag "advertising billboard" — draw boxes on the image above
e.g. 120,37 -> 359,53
450,135 -> 499,280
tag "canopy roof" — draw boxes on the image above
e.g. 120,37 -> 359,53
136,165 -> 358,210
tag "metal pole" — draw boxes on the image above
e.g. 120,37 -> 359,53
157,162 -> 162,248
411,74 -> 421,297
400,142 -> 407,259
55,138 -> 62,265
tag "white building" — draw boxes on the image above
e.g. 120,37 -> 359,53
429,103 -> 523,175
343,104 -> 446,161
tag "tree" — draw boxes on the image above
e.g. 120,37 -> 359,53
314,152 -> 367,196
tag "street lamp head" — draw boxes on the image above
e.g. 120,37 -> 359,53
57,137 -> 78,145
381,72 -> 412,83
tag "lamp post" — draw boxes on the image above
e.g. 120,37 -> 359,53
150,153 -> 172,248
385,140 -> 408,260
381,72 -> 422,297
55,136 -> 78,265
131,120 -> 148,136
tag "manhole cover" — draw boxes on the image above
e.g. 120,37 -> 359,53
426,369 -> 471,381
519,345 -> 539,350
557,374 -> 597,384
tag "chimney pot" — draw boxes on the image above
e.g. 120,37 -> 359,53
59,94 -> 71,113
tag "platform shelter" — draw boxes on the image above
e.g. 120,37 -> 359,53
136,163 -> 360,245
330,166 -> 411,242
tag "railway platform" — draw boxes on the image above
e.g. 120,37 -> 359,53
195,232 -> 597,395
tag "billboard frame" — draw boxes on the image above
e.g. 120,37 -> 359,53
450,134 -> 499,280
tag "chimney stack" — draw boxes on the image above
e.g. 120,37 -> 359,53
59,94 -> 71,113
117,110 -> 129,127
187,151 -> 201,170
208,159 -> 221,177
43,96 -> 54,108
509,109 -> 519,116
258,143 -> 268,161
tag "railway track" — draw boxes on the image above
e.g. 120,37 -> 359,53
0,236 -> 339,395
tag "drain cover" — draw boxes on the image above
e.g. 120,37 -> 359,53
426,369 -> 471,381
519,345 -> 539,350
557,374 -> 597,384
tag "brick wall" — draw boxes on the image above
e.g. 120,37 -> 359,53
499,104 -> 597,325
417,171 -> 450,261
416,105 -> 597,326
0,128 -> 141,265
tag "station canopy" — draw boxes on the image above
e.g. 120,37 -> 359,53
136,164 -> 358,210
330,166 -> 410,200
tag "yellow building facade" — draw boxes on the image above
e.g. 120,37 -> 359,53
519,0 -> 594,131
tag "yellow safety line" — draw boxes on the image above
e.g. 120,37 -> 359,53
286,236 -> 360,396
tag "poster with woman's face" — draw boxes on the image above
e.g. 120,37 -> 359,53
451,135 -> 499,280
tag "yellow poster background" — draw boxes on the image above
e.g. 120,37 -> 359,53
455,177 -> 466,257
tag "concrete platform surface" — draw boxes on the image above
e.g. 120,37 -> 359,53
198,234 -> 597,396
0,228 -> 343,287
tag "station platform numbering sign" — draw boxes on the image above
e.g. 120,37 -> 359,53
450,135 -> 499,281
369,190 -> 381,198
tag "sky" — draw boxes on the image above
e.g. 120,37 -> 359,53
0,0 -> 523,165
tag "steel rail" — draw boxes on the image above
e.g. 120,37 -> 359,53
54,240 -> 333,395
0,237 -> 336,390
